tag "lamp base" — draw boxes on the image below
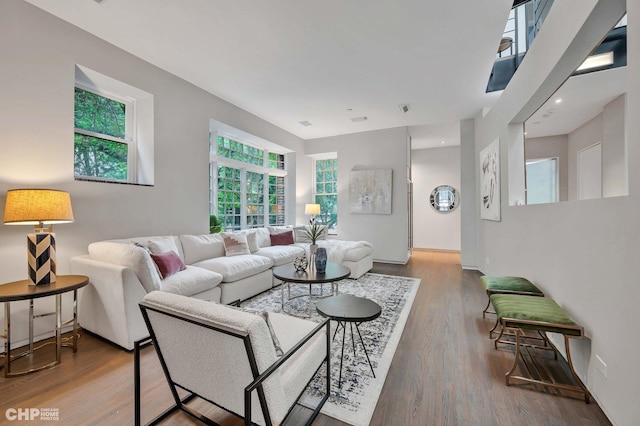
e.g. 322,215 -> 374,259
27,232 -> 57,285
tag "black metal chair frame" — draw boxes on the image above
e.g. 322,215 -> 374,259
135,301 -> 331,426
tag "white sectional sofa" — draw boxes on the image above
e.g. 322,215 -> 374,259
70,226 -> 373,350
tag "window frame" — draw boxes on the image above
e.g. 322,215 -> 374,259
312,155 -> 338,233
74,83 -> 137,183
210,132 -> 288,230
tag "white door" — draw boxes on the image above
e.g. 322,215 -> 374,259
578,143 -> 602,200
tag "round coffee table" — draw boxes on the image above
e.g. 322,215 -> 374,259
316,294 -> 382,388
272,263 -> 350,318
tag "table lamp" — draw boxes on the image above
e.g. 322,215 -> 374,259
304,203 -> 321,223
4,189 -> 74,285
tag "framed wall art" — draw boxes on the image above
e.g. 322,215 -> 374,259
479,139 -> 500,221
349,169 -> 392,214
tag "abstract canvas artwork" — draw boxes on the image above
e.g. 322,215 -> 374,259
480,139 -> 500,221
349,169 -> 392,214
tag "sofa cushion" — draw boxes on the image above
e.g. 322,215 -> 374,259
270,230 -> 294,246
179,234 -> 225,264
148,237 -> 182,259
267,225 -> 294,235
254,245 -> 305,267
160,266 -> 223,297
253,227 -> 272,249
235,229 -> 260,253
342,244 -> 374,261
151,251 -> 186,279
193,255 -> 273,282
88,241 -> 162,292
222,233 -> 251,256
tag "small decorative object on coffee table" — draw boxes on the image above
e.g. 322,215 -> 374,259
293,254 -> 308,272
316,294 -> 382,388
315,247 -> 327,273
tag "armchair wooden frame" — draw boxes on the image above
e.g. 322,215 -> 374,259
135,301 -> 331,426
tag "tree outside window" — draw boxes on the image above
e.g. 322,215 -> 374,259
315,158 -> 338,230
74,87 -> 131,181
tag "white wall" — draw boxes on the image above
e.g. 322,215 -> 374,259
525,134 -> 569,201
460,119 -> 478,269
305,127 -> 410,263
0,0 -> 308,344
602,94 -> 627,198
567,94 -> 626,200
468,0 -> 637,424
412,147 -> 461,251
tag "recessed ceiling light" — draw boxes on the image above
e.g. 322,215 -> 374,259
555,99 -> 562,104
441,140 -> 445,144
350,116 -> 368,123
577,51 -> 614,72
299,121 -> 312,127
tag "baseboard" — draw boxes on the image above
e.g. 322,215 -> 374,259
412,248 -> 461,254
462,264 -> 480,271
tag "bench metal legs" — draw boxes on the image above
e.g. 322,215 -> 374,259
498,326 -> 591,403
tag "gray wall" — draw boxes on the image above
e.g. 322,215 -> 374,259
469,0 -> 637,423
305,127 -> 410,263
0,1 -> 310,343
412,147 -> 461,251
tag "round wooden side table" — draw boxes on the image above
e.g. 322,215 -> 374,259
0,275 -> 89,377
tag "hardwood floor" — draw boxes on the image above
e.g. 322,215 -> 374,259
0,251 -> 611,425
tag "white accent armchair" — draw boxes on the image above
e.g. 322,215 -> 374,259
136,291 -> 330,426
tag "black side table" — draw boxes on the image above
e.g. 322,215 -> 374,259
316,294 -> 382,388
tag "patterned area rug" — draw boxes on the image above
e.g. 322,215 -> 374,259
241,273 -> 421,426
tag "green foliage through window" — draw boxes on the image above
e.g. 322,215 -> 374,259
74,87 -> 129,180
74,134 -> 127,180
315,158 -> 338,229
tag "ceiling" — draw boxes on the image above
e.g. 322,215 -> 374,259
26,0 -> 512,147
525,66 -> 627,139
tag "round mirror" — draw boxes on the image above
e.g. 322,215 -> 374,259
430,185 -> 459,213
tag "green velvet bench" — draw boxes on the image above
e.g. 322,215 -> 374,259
481,275 -> 544,318
490,294 -> 590,403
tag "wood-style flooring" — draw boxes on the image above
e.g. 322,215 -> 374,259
0,250 -> 611,425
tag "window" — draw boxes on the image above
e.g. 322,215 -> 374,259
314,158 -> 338,230
246,171 -> 265,228
217,166 -> 242,230
211,133 -> 287,230
526,158 -> 558,204
74,65 -> 154,185
74,87 -> 133,181
269,175 -> 286,225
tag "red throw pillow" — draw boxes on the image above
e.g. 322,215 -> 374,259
270,230 -> 294,246
150,251 -> 186,279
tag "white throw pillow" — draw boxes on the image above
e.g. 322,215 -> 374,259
246,230 -> 260,253
148,237 -> 180,256
222,233 -> 251,256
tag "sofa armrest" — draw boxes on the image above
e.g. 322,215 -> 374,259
71,255 -> 149,350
